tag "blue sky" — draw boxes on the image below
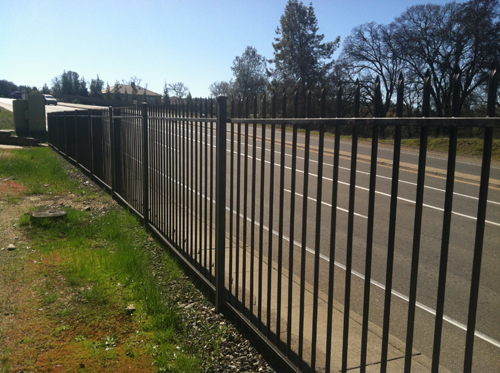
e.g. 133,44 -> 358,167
1,0 -> 463,97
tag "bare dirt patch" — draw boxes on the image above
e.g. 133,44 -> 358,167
0,179 -> 27,196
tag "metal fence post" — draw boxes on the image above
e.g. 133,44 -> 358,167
142,102 -> 149,226
215,96 -> 227,313
74,110 -> 79,165
63,112 -> 67,155
88,110 -> 94,178
109,107 -> 115,194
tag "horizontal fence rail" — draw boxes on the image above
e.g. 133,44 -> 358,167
48,64 -> 499,373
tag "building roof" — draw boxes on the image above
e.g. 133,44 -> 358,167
103,83 -> 161,97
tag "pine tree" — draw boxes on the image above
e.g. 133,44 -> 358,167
271,0 -> 340,90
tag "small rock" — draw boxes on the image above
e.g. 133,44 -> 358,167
85,206 -> 91,211
125,304 -> 136,315
7,244 -> 16,251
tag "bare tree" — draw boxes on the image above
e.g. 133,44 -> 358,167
209,81 -> 234,97
339,22 -> 403,117
392,0 -> 500,115
168,82 -> 189,99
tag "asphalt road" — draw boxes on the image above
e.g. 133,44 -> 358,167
222,123 -> 500,372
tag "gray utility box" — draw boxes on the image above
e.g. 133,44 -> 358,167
13,95 -> 46,140
13,99 -> 29,137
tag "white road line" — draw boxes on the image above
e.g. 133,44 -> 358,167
241,140 -> 500,207
230,206 -> 500,350
166,128 -> 500,206
228,148 -> 500,227
156,130 -> 500,226
227,199 -> 500,350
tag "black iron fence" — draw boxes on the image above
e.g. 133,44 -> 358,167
48,64 -> 499,373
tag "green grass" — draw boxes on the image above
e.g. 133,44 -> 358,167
17,207 -> 190,369
0,146 -> 230,371
0,147 -> 83,194
379,137 -> 500,160
296,125 -> 499,161
0,107 -> 14,130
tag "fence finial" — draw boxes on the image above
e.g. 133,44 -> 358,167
397,72 -> 404,117
487,60 -> 498,117
452,64 -> 462,117
423,70 -> 432,117
336,81 -> 342,118
354,79 -> 360,117
320,85 -> 326,118
374,76 -> 382,118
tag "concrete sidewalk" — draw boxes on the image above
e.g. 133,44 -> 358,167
224,244 -> 452,372
147,191 -> 453,372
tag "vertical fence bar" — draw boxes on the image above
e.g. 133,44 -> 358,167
286,123 -> 298,358
89,110 -> 94,178
173,105 -> 177,243
310,121 -> 325,372
151,106 -> 156,228
266,92 -> 276,338
198,100 -> 204,268
380,73 -> 403,373
182,103 -> 187,257
250,96 -> 258,320
74,111 -> 79,165
162,105 -> 167,236
229,101 -> 234,296
159,105 -> 163,231
360,77 -> 380,373
209,99 -> 214,279
235,102 -> 242,307
276,90 -> 286,346
186,102 -> 191,261
142,102 -> 149,226
298,121 -> 311,370
463,60 -> 497,373
63,111 -> 67,155
174,104 -> 179,247
325,83 -> 342,373
109,107 -> 116,194
215,96 -> 227,313
431,65 -> 460,372
167,104 -> 171,236
342,79 -> 360,373
204,101 -> 209,276
258,94 -> 267,330
404,70 -> 431,373
242,103 -> 249,313
194,101 -> 199,269
190,102 -> 195,262
155,106 -> 158,229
